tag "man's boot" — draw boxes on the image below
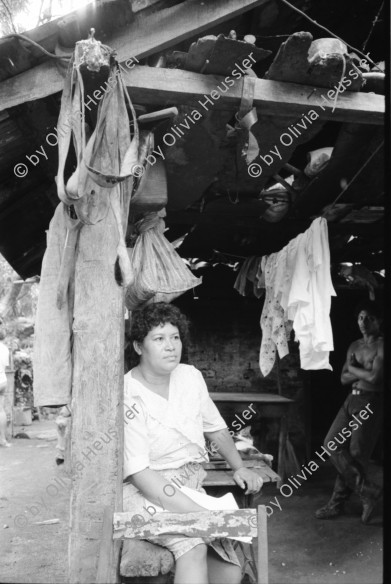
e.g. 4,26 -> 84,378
359,480 -> 383,524
315,475 -> 351,519
315,501 -> 344,519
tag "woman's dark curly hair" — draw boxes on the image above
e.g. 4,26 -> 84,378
127,302 -> 190,366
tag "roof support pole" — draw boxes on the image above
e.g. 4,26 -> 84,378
69,204 -> 124,583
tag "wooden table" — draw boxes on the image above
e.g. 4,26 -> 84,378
204,459 -> 280,511
210,392 -> 294,484
203,459 -> 279,487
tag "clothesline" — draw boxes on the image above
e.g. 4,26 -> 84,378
212,249 -> 247,261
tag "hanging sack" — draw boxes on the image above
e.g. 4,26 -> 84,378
125,213 -> 202,310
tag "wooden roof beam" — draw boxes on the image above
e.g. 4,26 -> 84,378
0,63 -> 384,124
0,0 -> 269,112
121,66 -> 384,125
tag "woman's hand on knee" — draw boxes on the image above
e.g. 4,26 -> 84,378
233,468 -> 263,494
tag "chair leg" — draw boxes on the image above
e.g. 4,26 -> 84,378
256,505 -> 268,584
96,506 -> 121,584
235,505 -> 268,584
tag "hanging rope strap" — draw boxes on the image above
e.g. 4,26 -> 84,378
278,0 -> 384,72
323,141 -> 384,212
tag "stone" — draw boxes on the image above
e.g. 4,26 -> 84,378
120,539 -> 174,578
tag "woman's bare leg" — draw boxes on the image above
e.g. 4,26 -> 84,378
174,543 -> 208,584
207,546 -> 242,584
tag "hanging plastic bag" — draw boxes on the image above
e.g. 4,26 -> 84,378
125,213 -> 202,310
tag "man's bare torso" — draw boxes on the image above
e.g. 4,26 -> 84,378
350,337 -> 383,392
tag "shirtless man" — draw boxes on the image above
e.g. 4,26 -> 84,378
315,300 -> 383,523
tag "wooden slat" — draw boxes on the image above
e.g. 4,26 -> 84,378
257,505 -> 268,584
204,465 -> 279,487
96,507 -> 116,584
112,0 -> 269,62
259,464 -> 281,482
204,460 -> 280,483
209,392 -> 294,403
204,469 -> 246,486
340,206 -> 384,223
0,0 -> 269,112
0,63 -> 384,125
0,60 -> 64,112
131,0 -> 162,12
204,459 -> 263,470
113,509 -> 257,540
119,66 -> 384,124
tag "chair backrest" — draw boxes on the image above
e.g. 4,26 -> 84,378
96,506 -> 267,584
113,508 -> 257,539
111,505 -> 268,584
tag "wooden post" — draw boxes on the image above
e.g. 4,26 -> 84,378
96,506 -> 117,584
256,505 -> 268,584
69,205 -> 124,583
277,414 -> 288,488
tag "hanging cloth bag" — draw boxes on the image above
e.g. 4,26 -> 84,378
125,213 -> 202,310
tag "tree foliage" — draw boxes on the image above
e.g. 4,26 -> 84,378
0,254 -> 38,322
0,0 -> 32,35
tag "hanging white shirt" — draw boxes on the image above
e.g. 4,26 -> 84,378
288,217 -> 336,370
259,217 -> 336,374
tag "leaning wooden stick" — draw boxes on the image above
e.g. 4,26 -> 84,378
56,209 -> 82,310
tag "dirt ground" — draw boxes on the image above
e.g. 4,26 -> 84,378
0,419 -> 383,584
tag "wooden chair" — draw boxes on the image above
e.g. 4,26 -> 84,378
97,505 -> 268,584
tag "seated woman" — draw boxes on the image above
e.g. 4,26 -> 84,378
123,302 -> 263,584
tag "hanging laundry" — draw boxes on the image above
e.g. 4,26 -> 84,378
288,217 -> 336,370
33,204 -> 75,407
233,256 -> 264,298
259,252 -> 293,377
34,34 -> 141,405
259,217 -> 336,376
